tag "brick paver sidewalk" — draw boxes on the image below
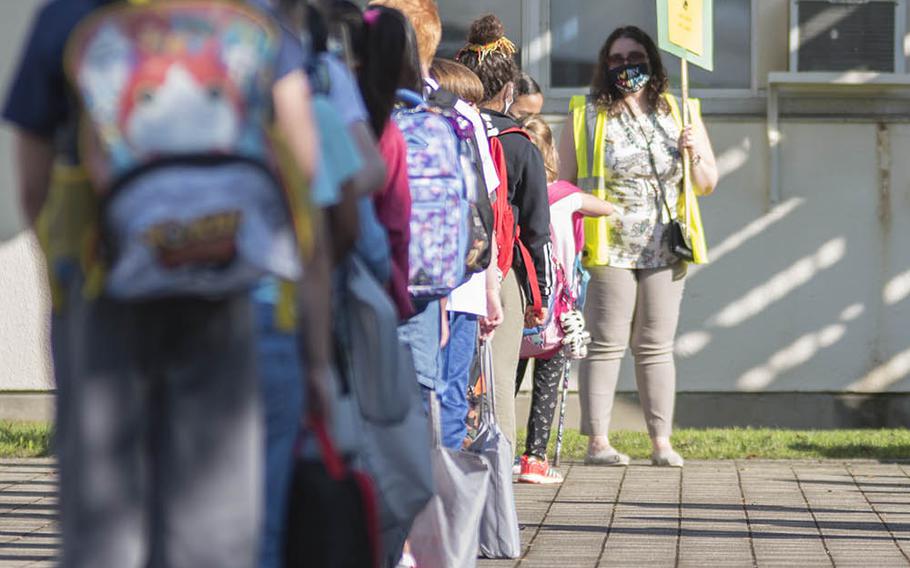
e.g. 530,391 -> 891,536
2,459 -> 910,567
0,460 -> 56,568
486,460 -> 910,567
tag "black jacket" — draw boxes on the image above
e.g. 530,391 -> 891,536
483,110 -> 553,303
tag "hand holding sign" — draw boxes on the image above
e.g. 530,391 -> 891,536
657,0 -> 714,247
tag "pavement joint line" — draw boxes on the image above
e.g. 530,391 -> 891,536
516,463 -> 572,567
0,471 -> 45,495
14,460 -> 910,566
790,465 -> 836,567
844,463 -> 910,565
675,467 -> 682,568
0,466 -> 58,555
735,461 -> 759,568
0,472 -> 54,548
595,464 -> 628,566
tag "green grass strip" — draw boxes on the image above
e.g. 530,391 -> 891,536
3,423 -> 910,461
0,422 -> 52,458
517,428 -> 910,461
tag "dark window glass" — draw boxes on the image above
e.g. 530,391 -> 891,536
550,0 -> 751,89
436,0 -> 523,65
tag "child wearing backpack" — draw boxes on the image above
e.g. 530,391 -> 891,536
455,14 -> 554,448
5,1 -> 324,566
516,115 -> 612,484
426,57 -> 506,450
353,5 -> 423,320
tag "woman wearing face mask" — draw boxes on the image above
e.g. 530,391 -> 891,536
558,26 -> 718,468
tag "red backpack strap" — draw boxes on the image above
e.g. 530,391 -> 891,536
310,417 -> 347,480
312,417 -> 380,567
489,136 -> 514,275
497,126 -> 531,140
492,126 -> 542,312
515,229 -> 542,314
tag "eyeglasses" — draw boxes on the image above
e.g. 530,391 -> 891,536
607,51 -> 647,69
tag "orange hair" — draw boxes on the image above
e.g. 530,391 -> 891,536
368,0 -> 441,69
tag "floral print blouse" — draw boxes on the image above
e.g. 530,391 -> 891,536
601,104 -> 683,269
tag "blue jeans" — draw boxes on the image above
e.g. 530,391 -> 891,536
396,300 -> 441,391
254,301 -> 305,568
438,312 -> 478,449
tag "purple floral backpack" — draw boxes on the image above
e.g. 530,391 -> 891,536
393,89 -> 476,300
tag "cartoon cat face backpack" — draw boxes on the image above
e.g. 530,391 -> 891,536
66,0 -> 301,299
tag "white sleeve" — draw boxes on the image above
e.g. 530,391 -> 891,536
550,192 -> 584,218
453,99 -> 500,194
566,192 -> 584,213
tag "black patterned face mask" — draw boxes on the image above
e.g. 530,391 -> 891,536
608,63 -> 651,94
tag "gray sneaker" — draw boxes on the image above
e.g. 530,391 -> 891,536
651,449 -> 684,468
584,448 -> 631,466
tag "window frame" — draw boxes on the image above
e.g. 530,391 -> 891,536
520,0 -> 761,114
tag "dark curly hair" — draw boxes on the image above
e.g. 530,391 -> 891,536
453,14 -> 518,104
590,26 -> 669,117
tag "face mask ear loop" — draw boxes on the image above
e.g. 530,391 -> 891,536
502,83 -> 515,115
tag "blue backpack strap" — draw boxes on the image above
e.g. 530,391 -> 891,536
395,88 -> 425,108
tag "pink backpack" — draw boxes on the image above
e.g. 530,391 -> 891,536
520,181 -> 586,359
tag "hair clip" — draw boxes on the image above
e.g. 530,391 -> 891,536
459,36 -> 517,64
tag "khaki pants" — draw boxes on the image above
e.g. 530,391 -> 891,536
579,263 -> 686,439
490,270 -> 525,448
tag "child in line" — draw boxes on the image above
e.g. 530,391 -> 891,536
455,14 -> 553,449
516,115 -> 613,484
428,57 -> 502,449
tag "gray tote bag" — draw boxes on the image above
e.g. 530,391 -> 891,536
469,340 -> 522,559
345,255 -> 410,424
356,343 -> 434,566
410,393 -> 491,568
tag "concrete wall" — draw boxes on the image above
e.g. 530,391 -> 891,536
0,2 -> 909,398
0,1 -> 53,391
539,118 -> 910,397
668,120 -> 910,393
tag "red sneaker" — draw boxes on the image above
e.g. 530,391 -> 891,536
517,455 -> 563,484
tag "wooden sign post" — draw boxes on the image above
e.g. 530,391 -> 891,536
657,0 -> 713,198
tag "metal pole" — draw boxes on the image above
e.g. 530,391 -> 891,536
679,55 -> 693,224
553,355 -> 572,468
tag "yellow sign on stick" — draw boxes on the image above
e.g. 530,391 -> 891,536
668,0 -> 704,55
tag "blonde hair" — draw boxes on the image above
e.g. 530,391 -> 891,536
519,115 -> 558,183
368,0 -> 441,69
429,59 -> 484,105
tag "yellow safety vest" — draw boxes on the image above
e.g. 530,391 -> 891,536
569,93 -> 710,266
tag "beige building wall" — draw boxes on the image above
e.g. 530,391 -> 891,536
0,2 -> 908,393
0,1 -> 53,391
